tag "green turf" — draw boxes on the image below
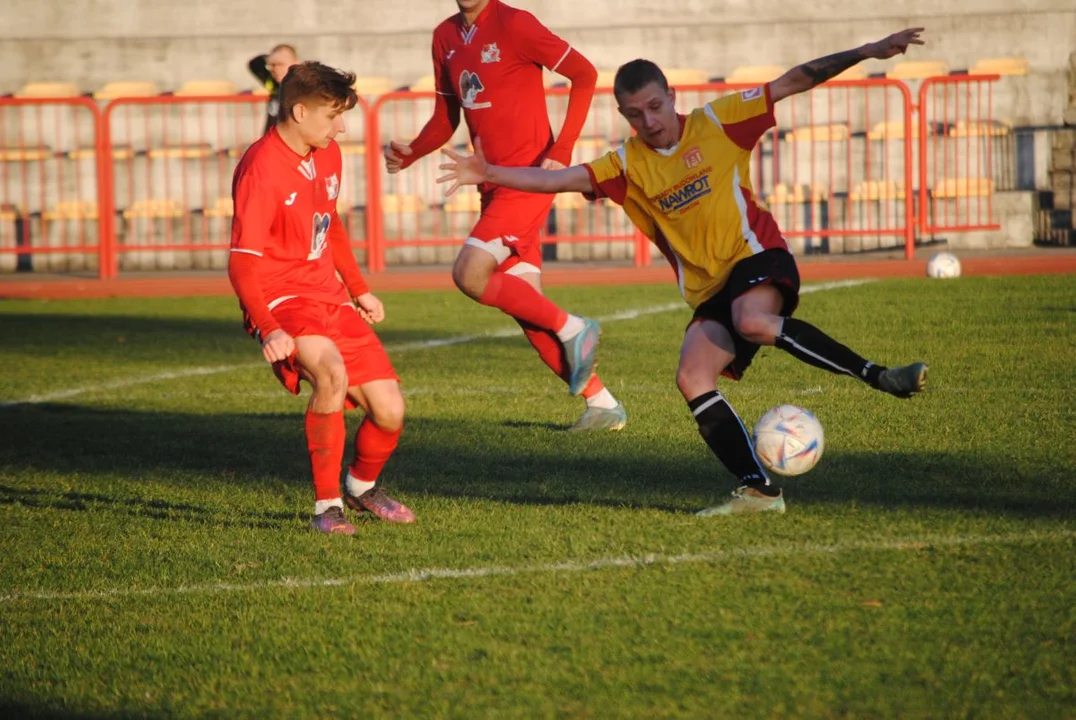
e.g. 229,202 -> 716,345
0,275 -> 1073,718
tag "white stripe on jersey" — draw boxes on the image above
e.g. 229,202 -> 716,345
732,166 -> 765,254
230,248 -> 263,257
551,46 -> 572,73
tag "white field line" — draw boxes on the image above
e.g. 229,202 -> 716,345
0,528 -> 1070,604
0,279 -> 874,408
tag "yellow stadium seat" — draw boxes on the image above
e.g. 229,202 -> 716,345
949,119 -> 1011,137
970,57 -> 1029,76
251,86 -> 270,96
442,191 -> 482,213
0,146 -> 52,162
353,76 -> 396,96
147,143 -> 215,160
44,201 -> 99,221
867,120 -> 922,140
885,61 -> 949,80
122,199 -> 186,219
338,141 -> 366,156
726,65 -> 785,84
784,124 -> 849,142
68,145 -> 136,161
554,193 -> 585,210
834,66 -> 867,81
409,75 -> 437,92
202,196 -> 233,218
850,180 -> 905,201
0,204 -> 22,221
174,80 -> 238,97
933,177 -> 993,198
380,194 -> 427,213
15,82 -> 80,98
766,183 -> 828,204
595,71 -> 617,89
663,68 -> 709,87
93,81 -> 160,100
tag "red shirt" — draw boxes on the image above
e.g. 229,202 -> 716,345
230,128 -> 351,313
431,0 -> 573,169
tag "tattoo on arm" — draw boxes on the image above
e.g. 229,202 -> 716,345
799,48 -> 869,86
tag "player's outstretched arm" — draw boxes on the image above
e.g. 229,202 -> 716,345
438,138 -> 592,196
769,28 -> 925,103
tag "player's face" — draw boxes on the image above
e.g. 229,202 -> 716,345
267,50 -> 298,83
455,0 -> 487,11
617,83 -> 679,150
297,102 -> 347,149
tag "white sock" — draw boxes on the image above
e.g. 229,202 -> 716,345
585,387 -> 618,409
555,314 -> 585,343
346,473 -> 376,498
314,498 -> 344,515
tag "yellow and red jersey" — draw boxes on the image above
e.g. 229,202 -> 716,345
585,85 -> 787,309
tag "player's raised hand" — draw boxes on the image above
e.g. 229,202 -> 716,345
438,137 -> 489,196
867,28 -> 925,59
261,328 -> 296,364
384,141 -> 413,174
354,292 -> 385,324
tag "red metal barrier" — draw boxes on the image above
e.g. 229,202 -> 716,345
100,94 -> 372,278
918,74 -> 1003,236
0,97 -> 105,275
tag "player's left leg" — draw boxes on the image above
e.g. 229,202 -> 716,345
513,270 -> 626,432
343,379 -> 415,524
729,250 -> 927,398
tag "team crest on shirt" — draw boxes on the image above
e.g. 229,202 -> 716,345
683,147 -> 704,169
325,173 -> 339,201
481,43 -> 501,63
308,212 -> 331,260
459,70 -> 491,109
741,87 -> 763,101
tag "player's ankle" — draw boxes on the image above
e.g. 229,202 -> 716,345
314,497 -> 345,515
556,314 -> 585,343
585,387 -> 618,409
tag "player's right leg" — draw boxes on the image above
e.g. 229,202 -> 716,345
343,379 -> 415,524
294,334 -> 356,535
676,318 -> 785,517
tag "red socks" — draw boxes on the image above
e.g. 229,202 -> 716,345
304,410 -> 346,501
478,272 -> 567,332
348,417 -> 402,483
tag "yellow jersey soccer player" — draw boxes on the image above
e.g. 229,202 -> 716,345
438,29 -> 930,516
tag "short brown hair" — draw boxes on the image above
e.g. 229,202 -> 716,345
614,59 -> 669,99
279,61 -> 358,122
270,44 -> 298,57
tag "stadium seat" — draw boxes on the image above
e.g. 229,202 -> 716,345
251,85 -> 270,96
68,145 -> 136,161
554,193 -> 585,210
202,196 -> 233,218
43,201 -> 99,221
949,119 -> 1011,137
662,68 -> 709,87
726,66 -> 785,84
595,71 -> 617,89
834,66 -> 867,81
93,81 -> 160,100
969,57 -> 1029,76
353,76 -> 396,97
338,141 -> 366,156
408,75 -> 437,92
885,61 -> 949,80
380,194 -> 427,213
849,180 -> 905,201
174,80 -> 238,97
122,199 -> 185,219
867,120 -> 922,140
0,146 -> 53,162
766,183 -> 828,204
442,191 -> 482,213
933,176 -> 993,198
14,82 -> 80,98
147,143 -> 215,159
784,124 -> 849,142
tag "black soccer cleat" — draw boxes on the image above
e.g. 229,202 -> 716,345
877,362 -> 929,398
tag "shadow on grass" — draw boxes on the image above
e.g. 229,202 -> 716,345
1,403 -> 1072,521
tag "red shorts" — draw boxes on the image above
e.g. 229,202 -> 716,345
466,189 -> 554,275
250,297 -> 398,408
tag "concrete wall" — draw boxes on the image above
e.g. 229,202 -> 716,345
2,1 -> 1074,119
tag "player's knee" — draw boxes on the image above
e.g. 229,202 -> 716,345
310,361 -> 349,400
734,312 -> 778,345
452,262 -> 489,300
676,364 -> 709,399
372,393 -> 406,432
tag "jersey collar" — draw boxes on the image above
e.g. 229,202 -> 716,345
459,0 -> 497,42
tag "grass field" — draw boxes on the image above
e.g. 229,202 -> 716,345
1,275 -> 1074,718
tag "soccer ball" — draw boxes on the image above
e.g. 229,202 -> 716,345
752,405 -> 825,477
926,252 -> 962,279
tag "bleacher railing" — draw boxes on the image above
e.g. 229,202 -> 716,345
0,75 -> 1000,279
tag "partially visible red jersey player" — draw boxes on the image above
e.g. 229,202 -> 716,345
230,61 -> 415,535
385,0 -> 625,432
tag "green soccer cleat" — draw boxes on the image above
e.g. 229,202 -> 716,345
877,362 -> 929,398
696,486 -> 786,517
569,402 -> 628,432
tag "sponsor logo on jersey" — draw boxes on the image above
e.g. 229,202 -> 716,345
656,167 -> 714,213
325,173 -> 339,201
481,43 -> 501,63
741,87 -> 763,101
683,146 -> 703,169
308,212 -> 331,260
459,70 -> 491,109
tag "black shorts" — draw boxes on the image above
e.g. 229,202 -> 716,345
689,249 -> 801,380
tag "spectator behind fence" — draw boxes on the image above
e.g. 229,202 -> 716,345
248,44 -> 300,134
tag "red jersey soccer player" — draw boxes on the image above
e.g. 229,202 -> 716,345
230,62 -> 415,535
384,0 -> 625,432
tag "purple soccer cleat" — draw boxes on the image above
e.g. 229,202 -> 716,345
345,487 -> 416,524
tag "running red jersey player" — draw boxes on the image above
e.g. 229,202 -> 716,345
385,0 -> 625,432
230,61 -> 415,535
